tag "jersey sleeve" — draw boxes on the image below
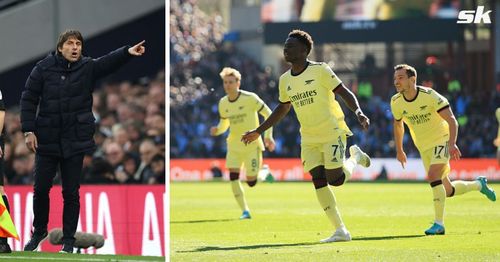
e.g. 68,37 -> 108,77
252,93 -> 266,112
430,89 -> 450,112
218,99 -> 227,119
213,99 -> 229,135
390,98 -> 402,121
278,76 -> 290,103
321,63 -> 342,92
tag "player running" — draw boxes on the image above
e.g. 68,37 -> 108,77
242,29 -> 371,243
390,64 -> 496,235
210,67 -> 275,220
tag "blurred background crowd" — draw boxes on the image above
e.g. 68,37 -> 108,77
3,70 -> 166,185
170,0 -> 499,160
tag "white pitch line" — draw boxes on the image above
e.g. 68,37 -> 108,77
0,255 -> 164,262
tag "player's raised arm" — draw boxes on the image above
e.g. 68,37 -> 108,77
333,83 -> 370,130
241,102 -> 291,145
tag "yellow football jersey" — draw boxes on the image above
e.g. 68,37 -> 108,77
390,86 -> 450,152
278,61 -> 352,143
218,90 -> 271,151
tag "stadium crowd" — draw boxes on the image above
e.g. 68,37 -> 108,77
170,0 -> 499,160
2,70 -> 165,185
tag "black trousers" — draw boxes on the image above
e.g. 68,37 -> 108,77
32,153 -> 84,245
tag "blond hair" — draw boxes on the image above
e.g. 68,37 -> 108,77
219,67 -> 241,82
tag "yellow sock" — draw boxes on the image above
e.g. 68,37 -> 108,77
342,158 -> 356,182
431,183 -> 446,224
231,180 -> 249,212
315,186 -> 344,229
451,180 -> 481,196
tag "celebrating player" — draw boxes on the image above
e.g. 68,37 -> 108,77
390,64 -> 496,235
241,29 -> 371,243
210,67 -> 275,220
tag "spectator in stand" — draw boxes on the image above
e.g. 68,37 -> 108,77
104,141 -> 125,171
148,154 -> 165,184
123,120 -> 144,153
10,144 -> 34,185
115,153 -> 141,184
136,139 -> 158,183
85,157 -> 116,184
106,93 -> 122,115
112,124 -> 132,152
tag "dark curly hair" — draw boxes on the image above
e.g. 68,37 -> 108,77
288,29 -> 313,55
56,29 -> 83,55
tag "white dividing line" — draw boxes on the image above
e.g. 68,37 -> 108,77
0,255 -> 164,262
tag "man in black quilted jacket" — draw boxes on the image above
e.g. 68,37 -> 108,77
20,29 -> 145,253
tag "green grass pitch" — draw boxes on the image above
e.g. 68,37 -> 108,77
171,181 -> 500,261
0,251 -> 164,262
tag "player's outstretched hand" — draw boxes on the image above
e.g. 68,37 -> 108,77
449,143 -> 462,160
264,138 -> 275,152
396,150 -> 407,169
357,113 -> 370,130
241,130 -> 260,145
128,40 -> 146,56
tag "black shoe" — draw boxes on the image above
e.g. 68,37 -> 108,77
23,231 -> 48,251
59,244 -> 74,253
0,243 -> 12,253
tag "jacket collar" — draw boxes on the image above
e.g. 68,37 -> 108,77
54,52 -> 84,70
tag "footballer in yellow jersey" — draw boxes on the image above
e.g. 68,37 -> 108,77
242,30 -> 371,243
391,64 -> 496,236
391,85 -> 450,153
210,67 -> 275,220
278,61 -> 352,144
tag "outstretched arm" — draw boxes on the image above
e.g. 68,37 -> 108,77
334,83 -> 370,130
241,102 -> 291,145
93,40 -> 146,79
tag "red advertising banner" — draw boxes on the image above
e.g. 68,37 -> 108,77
5,185 -> 166,256
170,158 -> 500,181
